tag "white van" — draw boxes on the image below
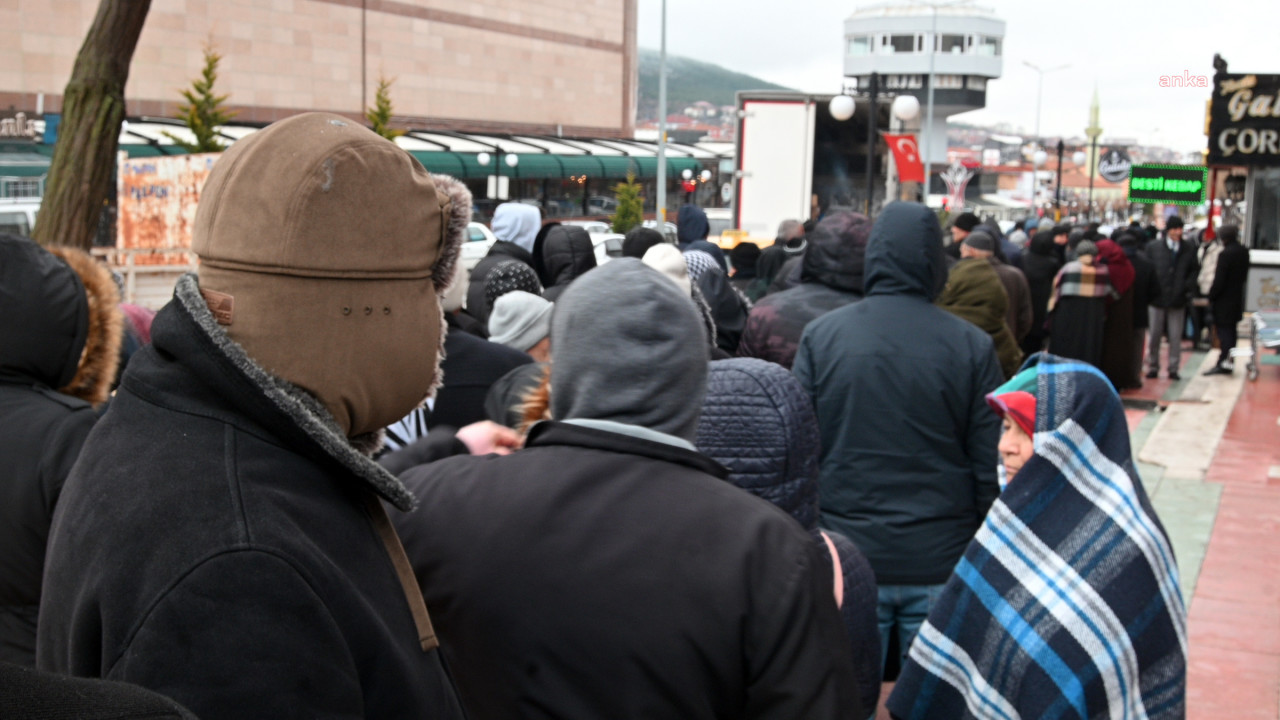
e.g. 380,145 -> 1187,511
0,198 -> 39,236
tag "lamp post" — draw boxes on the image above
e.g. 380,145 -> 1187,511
1084,86 -> 1102,223
656,0 -> 668,224
1022,61 -> 1070,157
886,94 -> 921,203
1054,139 -> 1065,221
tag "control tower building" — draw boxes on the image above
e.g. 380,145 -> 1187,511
844,2 -> 1005,177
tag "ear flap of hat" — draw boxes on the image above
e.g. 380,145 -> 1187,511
429,174 -> 471,301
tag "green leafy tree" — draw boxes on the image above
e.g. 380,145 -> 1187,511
164,44 -> 236,153
366,76 -> 404,141
610,173 -> 644,233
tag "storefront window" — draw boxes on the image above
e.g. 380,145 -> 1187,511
1251,168 -> 1280,250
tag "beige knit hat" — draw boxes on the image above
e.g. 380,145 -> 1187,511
193,112 -> 471,438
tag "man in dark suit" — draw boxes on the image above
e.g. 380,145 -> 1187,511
1145,215 -> 1199,380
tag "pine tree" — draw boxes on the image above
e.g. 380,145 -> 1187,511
163,44 -> 236,153
610,173 -> 644,234
366,76 -> 404,141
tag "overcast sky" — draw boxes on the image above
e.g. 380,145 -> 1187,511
637,0 -> 1279,152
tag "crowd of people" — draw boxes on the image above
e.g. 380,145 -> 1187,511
2,111 -> 1241,718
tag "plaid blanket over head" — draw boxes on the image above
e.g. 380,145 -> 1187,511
1050,261 -> 1117,312
887,354 -> 1187,720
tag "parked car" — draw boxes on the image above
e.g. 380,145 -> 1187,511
0,198 -> 39,236
587,196 -> 618,215
642,220 -> 678,245
589,232 -> 624,266
461,221 -> 497,273
565,220 -> 612,235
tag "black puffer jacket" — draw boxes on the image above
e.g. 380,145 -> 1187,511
0,235 -> 121,666
737,210 -> 870,369
794,202 -> 1003,586
466,241 -> 536,323
696,358 -> 880,714
1020,230 -> 1063,354
541,225 -> 597,302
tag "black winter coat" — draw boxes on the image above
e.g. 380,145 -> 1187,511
393,421 -> 862,720
737,222 -> 866,369
1145,236 -> 1199,308
36,276 -> 465,720
1020,232 -> 1063,354
0,661 -> 197,720
466,241 -> 536,323
696,358 -> 880,714
541,225 -> 597,302
794,203 -> 1003,586
1122,244 -> 1162,330
1209,242 -> 1250,327
0,237 -> 115,666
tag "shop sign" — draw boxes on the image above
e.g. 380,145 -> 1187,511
1208,73 -> 1280,166
1127,164 -> 1208,206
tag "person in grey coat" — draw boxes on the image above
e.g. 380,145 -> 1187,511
1144,215 -> 1198,380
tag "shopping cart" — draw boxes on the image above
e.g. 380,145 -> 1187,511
1239,310 -> 1280,381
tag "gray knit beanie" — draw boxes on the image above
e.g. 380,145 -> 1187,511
488,291 -> 553,352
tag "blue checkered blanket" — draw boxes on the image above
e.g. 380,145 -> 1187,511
887,354 -> 1187,720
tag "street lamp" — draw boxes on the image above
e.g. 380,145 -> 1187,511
1023,61 -> 1070,156
1054,139 -> 1065,221
920,0 -> 970,207
1072,150 -> 1087,167
1032,150 -> 1047,212
885,95 -> 921,202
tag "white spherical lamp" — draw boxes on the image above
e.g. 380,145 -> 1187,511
829,94 -> 856,122
699,169 -> 712,182
1033,150 -> 1048,168
505,154 -> 519,168
476,152 -> 491,166
681,168 -> 694,181
891,95 -> 921,122
1072,150 -> 1087,167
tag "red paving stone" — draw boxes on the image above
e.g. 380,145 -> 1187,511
1125,408 -> 1148,432
1189,360 -> 1280,719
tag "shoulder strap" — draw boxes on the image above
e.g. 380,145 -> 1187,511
819,531 -> 844,609
365,493 -> 438,651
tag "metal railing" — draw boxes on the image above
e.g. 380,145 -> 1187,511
90,247 -> 198,307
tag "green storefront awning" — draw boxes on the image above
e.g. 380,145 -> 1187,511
0,152 -> 51,177
412,150 -> 706,181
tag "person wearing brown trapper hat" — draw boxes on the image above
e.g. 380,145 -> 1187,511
37,113 -> 471,719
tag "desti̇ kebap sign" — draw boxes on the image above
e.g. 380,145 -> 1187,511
1208,73 -> 1280,166
1127,164 -> 1208,206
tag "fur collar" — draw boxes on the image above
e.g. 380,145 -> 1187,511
174,274 -> 417,511
49,246 -> 122,406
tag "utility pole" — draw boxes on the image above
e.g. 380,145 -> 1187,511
865,72 -> 878,214
655,0 -> 668,225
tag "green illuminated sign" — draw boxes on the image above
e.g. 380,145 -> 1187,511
1127,164 -> 1208,206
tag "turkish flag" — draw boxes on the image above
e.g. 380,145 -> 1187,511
884,133 -> 924,183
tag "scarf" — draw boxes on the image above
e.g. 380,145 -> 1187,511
887,353 -> 1187,720
1049,259 -> 1116,312
1096,239 -> 1134,296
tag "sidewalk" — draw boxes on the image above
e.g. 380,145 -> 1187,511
873,341 -> 1280,718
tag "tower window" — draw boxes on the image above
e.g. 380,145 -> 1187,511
938,34 -> 966,53
848,36 -> 872,56
888,35 -> 916,53
976,36 -> 1001,56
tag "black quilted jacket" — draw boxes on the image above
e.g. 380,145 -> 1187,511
696,358 -> 881,714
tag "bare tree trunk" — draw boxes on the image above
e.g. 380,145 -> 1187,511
32,0 -> 151,250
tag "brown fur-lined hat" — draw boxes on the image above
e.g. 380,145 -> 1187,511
192,112 -> 470,438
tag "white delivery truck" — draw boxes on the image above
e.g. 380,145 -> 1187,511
730,91 -> 887,245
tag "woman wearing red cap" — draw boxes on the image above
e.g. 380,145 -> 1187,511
888,353 -> 1187,720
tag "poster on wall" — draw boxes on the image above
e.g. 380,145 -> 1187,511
117,153 -> 220,265
1208,73 -> 1280,166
